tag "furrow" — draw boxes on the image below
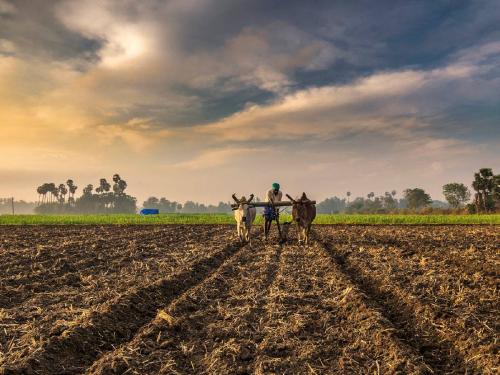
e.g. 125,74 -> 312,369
86,232 -> 275,374
317,233 -> 491,374
1,234 -> 244,374
251,241 -> 430,374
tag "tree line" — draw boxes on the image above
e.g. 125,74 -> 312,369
142,197 -> 234,213
16,166 -> 500,215
35,174 -> 136,214
315,168 -> 499,214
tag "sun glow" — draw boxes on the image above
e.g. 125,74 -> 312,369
101,27 -> 149,67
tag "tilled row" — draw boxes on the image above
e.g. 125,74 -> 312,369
1,226 -> 226,368
1,226 -> 223,306
87,234 -> 277,375
323,225 -> 499,277
317,227 -> 499,374
0,228 -> 242,374
85,238 -> 430,374
253,242 -> 429,374
2,225 -> 497,374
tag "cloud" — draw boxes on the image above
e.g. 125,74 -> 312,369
0,0 -> 499,203
172,147 -> 261,170
195,43 -> 500,143
0,0 -> 15,15
0,38 -> 15,54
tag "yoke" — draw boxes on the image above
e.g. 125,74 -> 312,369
231,201 -> 316,209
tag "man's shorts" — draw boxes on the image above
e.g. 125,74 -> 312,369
263,206 -> 277,221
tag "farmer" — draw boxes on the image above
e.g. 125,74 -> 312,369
263,182 -> 283,240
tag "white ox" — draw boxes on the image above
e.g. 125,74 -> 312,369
232,194 -> 257,243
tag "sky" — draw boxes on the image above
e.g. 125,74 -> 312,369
1,0 -> 499,204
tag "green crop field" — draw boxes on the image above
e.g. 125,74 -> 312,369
0,213 -> 499,225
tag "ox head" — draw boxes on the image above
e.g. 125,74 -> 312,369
286,192 -> 311,204
232,193 -> 254,223
286,192 -> 314,223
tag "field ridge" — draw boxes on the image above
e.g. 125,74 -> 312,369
1,238 -> 246,374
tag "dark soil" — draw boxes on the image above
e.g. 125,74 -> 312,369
0,225 -> 498,374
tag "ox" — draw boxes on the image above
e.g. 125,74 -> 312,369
286,193 -> 316,245
232,194 -> 257,243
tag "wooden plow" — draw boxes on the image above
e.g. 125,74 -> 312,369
231,196 -> 316,243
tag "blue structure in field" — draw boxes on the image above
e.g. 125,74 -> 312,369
140,208 -> 159,215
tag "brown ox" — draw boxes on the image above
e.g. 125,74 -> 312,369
286,192 -> 316,245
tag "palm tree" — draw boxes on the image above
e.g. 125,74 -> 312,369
42,183 -> 50,204
391,190 -> 397,197
67,180 -> 78,206
36,185 -> 44,205
48,183 -> 58,203
346,191 -> 351,204
96,178 -> 110,194
112,174 -> 127,195
83,184 -> 93,196
472,168 -> 495,212
58,184 -> 68,204
118,179 -> 127,194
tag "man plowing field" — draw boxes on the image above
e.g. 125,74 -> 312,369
231,184 -> 316,245
263,182 -> 283,241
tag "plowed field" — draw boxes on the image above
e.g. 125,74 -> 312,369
0,225 -> 498,374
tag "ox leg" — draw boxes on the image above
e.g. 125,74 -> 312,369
306,223 -> 312,245
246,225 -> 251,245
238,223 -> 244,243
296,223 -> 302,245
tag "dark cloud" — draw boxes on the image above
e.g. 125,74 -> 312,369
1,0 -> 499,202
0,0 -> 100,63
2,0 -> 499,107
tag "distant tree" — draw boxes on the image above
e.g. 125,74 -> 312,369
36,184 -> 50,204
47,183 -> 57,203
36,185 -> 43,204
182,201 -> 197,213
112,194 -> 136,213
442,183 -> 471,208
143,197 -> 182,213
112,174 -> 127,195
317,197 -> 347,214
58,183 -> 68,204
96,178 -> 111,194
346,197 -> 365,213
67,179 -> 78,206
83,184 -> 93,196
391,190 -> 397,197
403,188 -> 432,210
143,196 -> 160,208
383,192 -> 398,211
472,168 -> 496,212
493,174 -> 500,210
216,201 -> 232,213
346,191 -> 351,203
398,198 -> 408,209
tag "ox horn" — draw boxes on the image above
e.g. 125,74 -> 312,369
232,194 -> 240,203
247,194 -> 254,203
